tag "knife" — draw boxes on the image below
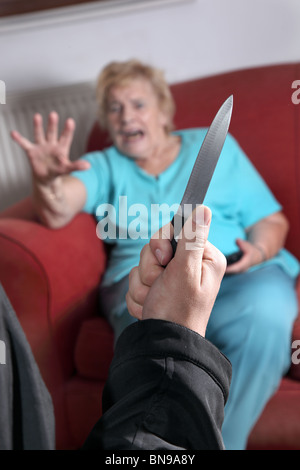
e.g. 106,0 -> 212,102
170,95 -> 233,254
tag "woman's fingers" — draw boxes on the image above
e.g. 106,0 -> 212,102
68,159 -> 91,172
59,118 -> 76,152
10,130 -> 32,151
33,113 -> 46,144
46,111 -> 59,143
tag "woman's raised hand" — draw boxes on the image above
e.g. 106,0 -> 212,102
11,111 -> 90,185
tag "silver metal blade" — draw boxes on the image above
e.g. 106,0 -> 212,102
181,95 -> 233,207
172,95 -> 233,240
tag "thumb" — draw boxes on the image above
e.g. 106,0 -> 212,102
175,205 -> 212,281
235,238 -> 250,252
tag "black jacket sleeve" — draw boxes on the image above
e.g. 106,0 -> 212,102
83,319 -> 232,450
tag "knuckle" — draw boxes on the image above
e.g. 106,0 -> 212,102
129,267 -> 149,304
128,267 -> 139,290
139,244 -> 149,261
142,264 -> 162,287
126,292 -> 142,319
212,249 -> 227,278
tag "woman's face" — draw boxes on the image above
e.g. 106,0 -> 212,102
106,78 -> 169,160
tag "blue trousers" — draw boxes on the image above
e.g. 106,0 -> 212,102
206,265 -> 298,450
101,264 -> 298,450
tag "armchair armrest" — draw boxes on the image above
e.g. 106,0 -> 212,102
0,210 -> 106,386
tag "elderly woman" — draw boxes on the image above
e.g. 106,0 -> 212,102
11,60 -> 299,450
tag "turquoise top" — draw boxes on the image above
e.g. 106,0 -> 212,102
72,128 -> 300,286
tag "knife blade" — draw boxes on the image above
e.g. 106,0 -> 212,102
171,95 -> 233,254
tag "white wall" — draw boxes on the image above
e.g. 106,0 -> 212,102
0,0 -> 300,210
1,0 -> 300,94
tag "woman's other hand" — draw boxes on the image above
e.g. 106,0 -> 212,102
226,212 -> 289,274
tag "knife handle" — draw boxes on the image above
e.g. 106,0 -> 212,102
170,235 -> 178,256
225,250 -> 244,265
170,214 -> 185,257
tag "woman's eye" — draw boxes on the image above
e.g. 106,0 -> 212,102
134,101 -> 145,109
108,104 -> 121,113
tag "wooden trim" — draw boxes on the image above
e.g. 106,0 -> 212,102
0,0 -> 114,17
0,0 -> 192,34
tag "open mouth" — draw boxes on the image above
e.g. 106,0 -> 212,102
121,129 -> 144,142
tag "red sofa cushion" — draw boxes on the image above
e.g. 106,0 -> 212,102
247,377 -> 300,450
74,317 -> 114,380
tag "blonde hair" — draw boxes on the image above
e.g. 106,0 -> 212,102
96,59 -> 175,133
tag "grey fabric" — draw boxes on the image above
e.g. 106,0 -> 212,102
0,283 -> 55,450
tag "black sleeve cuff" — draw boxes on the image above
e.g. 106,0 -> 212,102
113,319 -> 232,404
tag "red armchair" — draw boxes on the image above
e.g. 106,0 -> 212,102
0,63 -> 299,450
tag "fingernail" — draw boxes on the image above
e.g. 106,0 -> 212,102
193,205 -> 211,226
155,248 -> 164,265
